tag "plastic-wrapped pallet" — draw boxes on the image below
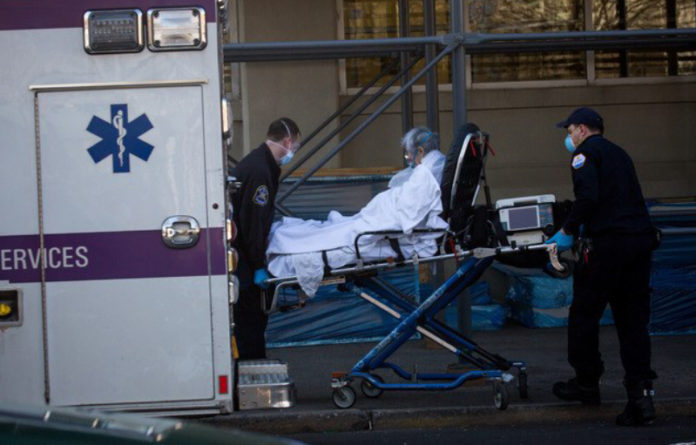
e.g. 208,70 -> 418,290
471,304 -> 509,331
497,263 -> 572,309
510,304 -> 614,329
495,263 -> 614,328
443,281 -> 508,331
470,281 -> 493,305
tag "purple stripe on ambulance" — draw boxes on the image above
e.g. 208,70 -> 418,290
0,0 -> 216,31
0,228 -> 225,283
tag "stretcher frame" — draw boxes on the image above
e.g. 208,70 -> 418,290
264,130 -> 564,409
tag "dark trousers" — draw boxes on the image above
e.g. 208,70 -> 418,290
569,233 -> 654,387
233,258 -> 269,360
233,285 -> 268,360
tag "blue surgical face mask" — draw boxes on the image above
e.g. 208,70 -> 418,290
277,119 -> 298,166
564,134 -> 575,153
268,140 -> 296,166
279,150 -> 294,166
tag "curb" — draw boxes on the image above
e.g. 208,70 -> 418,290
200,398 -> 696,434
202,409 -> 369,435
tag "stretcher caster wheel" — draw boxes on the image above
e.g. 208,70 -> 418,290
360,376 -> 384,398
518,371 -> 528,399
332,386 -> 356,409
493,380 -> 510,410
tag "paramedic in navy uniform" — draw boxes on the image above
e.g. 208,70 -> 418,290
230,118 -> 300,360
547,107 -> 657,426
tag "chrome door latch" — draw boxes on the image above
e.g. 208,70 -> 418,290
161,216 -> 200,248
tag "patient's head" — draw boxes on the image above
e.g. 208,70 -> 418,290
402,127 -> 439,167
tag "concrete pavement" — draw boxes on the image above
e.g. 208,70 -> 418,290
201,325 -> 696,434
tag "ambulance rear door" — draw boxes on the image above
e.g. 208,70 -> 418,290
34,83 -> 225,407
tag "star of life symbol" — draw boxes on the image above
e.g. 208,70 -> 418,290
87,104 -> 154,173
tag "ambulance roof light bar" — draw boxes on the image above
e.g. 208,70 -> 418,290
83,9 -> 144,54
147,8 -> 207,52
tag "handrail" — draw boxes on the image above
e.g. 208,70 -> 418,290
283,57 -> 402,179
280,56 -> 421,182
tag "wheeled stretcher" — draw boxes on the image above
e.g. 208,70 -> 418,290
263,126 -> 571,410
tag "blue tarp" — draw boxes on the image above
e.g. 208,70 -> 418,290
444,303 -> 508,331
266,284 -> 398,348
493,265 -> 615,328
267,267 -> 421,348
648,201 -> 696,335
442,281 -> 507,331
470,281 -> 493,305
498,265 -> 572,309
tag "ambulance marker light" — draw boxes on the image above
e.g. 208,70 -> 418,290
218,375 -> 229,394
83,10 -> 144,54
226,218 -> 237,242
227,248 -> 239,273
147,8 -> 207,51
0,303 -> 11,317
229,275 -> 239,304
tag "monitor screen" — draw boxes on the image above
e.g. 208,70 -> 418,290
507,206 -> 539,231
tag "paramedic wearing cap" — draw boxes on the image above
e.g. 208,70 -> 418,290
547,107 -> 657,426
230,117 -> 300,360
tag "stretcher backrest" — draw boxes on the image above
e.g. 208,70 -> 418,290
440,125 -> 573,268
440,123 -> 489,239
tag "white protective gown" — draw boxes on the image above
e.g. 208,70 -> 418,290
267,150 -> 448,297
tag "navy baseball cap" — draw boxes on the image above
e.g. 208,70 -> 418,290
556,107 -> 604,132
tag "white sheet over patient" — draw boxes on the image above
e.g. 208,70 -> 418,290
388,149 -> 445,189
267,161 -> 448,297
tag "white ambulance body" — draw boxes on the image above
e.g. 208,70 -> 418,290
0,0 -> 236,415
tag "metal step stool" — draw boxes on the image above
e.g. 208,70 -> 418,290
237,359 -> 296,410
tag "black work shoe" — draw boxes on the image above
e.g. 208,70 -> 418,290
616,387 -> 656,426
552,378 -> 601,405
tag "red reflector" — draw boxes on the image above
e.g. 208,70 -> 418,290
219,375 -> 229,394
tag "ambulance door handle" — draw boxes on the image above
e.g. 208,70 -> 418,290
161,216 -> 201,249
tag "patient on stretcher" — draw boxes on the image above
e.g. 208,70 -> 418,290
267,127 -> 447,297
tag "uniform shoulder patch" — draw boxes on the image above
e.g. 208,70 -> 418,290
572,153 -> 586,169
253,185 -> 269,206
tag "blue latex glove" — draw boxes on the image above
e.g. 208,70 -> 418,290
253,268 -> 271,289
545,230 -> 574,253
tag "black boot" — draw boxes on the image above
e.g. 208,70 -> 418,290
552,377 -> 601,405
616,380 -> 656,426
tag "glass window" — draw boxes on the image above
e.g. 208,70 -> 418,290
343,0 -> 450,88
469,0 -> 586,82
341,0 -> 696,88
594,0 -> 696,78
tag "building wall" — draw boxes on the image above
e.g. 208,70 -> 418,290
339,81 -> 696,201
233,0 -> 341,169
231,2 -> 696,201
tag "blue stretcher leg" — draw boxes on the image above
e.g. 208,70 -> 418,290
358,271 -> 515,371
350,257 -> 492,377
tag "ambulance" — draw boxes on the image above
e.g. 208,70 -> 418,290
0,0 -> 293,415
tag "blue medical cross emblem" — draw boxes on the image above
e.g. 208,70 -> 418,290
87,104 -> 154,173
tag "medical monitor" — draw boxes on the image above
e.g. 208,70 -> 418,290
495,194 -> 556,246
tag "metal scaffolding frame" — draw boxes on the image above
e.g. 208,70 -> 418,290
224,29 -> 696,62
279,56 -> 422,183
224,27 -> 696,213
